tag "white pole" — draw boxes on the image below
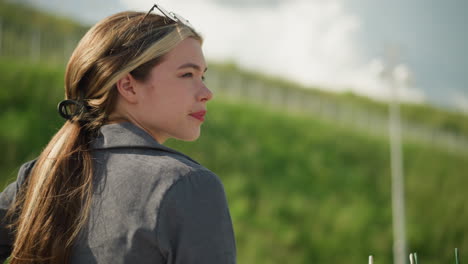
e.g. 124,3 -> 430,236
384,46 -> 407,264
390,67 -> 407,264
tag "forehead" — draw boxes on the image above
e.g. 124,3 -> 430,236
161,37 -> 206,69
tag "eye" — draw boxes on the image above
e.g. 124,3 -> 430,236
180,72 -> 205,82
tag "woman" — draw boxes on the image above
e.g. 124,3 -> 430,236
0,5 -> 236,264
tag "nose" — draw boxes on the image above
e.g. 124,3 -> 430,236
198,83 -> 213,102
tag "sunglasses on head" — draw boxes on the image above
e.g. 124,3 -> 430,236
140,4 -> 195,32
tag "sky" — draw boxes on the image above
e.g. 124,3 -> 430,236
24,0 -> 468,112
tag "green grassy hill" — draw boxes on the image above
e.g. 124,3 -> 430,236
1,60 -> 467,264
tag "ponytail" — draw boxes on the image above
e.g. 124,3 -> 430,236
8,121 -> 94,264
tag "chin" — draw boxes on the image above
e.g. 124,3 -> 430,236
176,132 -> 201,142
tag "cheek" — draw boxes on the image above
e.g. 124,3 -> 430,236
160,79 -> 194,105
141,85 -> 185,117
139,77 -> 196,116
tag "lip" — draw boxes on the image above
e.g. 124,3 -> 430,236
189,110 -> 207,121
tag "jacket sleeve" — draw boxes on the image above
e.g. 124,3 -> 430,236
156,170 -> 237,264
0,160 -> 36,263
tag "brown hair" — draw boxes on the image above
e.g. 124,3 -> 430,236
8,11 -> 202,264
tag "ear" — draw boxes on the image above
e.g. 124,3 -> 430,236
116,73 -> 139,104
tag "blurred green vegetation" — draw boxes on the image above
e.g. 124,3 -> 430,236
1,60 -> 467,264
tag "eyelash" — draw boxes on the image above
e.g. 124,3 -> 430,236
182,72 -> 206,81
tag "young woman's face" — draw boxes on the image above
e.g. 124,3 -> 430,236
130,37 -> 212,143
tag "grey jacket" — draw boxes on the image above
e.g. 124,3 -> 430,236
0,122 -> 237,263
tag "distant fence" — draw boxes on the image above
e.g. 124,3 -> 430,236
205,68 -> 468,155
2,17 -> 468,155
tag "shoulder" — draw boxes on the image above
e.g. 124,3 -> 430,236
177,168 -> 224,190
159,167 -> 228,217
16,159 -> 37,189
150,159 -> 225,204
155,168 -> 236,262
169,168 -> 225,197
0,159 -> 37,209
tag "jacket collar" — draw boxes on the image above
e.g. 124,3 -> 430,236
91,122 -> 199,164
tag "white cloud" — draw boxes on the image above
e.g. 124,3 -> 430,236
450,92 -> 468,113
120,0 -> 425,103
350,61 -> 425,103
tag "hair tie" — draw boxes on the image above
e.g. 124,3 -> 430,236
57,99 -> 88,121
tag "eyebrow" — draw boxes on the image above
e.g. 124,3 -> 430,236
177,63 -> 208,73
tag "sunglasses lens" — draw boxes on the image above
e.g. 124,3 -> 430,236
173,13 -> 194,30
154,5 -> 195,31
